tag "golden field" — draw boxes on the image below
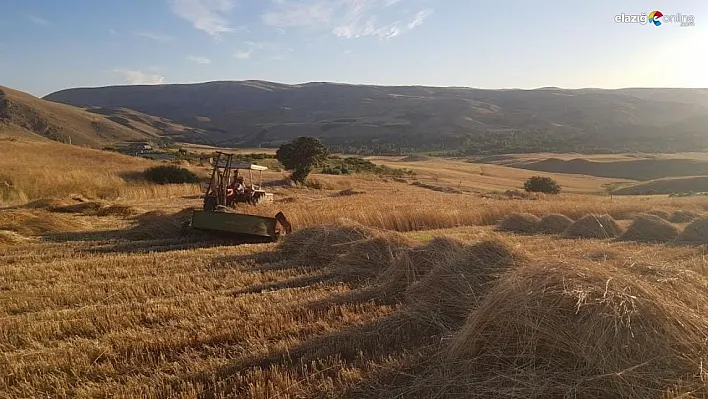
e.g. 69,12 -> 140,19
1,139 -> 707,398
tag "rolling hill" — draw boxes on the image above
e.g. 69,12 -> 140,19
0,86 -> 201,148
44,81 -> 708,153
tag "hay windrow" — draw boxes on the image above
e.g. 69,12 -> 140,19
126,208 -> 197,240
0,229 -> 29,244
647,209 -> 671,220
675,217 -> 708,244
564,214 -> 622,239
497,212 -> 540,234
96,204 -> 142,217
331,232 -> 413,283
51,201 -> 105,214
437,261 -> 708,399
670,210 -> 699,223
619,214 -> 679,243
537,213 -> 573,234
379,236 -> 467,293
0,209 -> 86,235
405,239 -> 526,329
276,219 -> 379,267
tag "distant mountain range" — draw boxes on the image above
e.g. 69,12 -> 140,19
42,81 -> 708,154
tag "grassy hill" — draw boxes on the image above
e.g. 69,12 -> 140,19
0,85 -> 161,147
44,81 -> 708,153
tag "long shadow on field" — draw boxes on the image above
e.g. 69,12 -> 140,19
157,277 -> 449,399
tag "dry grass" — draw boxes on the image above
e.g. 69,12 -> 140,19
0,141 -> 202,204
564,214 -> 623,239
497,212 -> 541,234
619,214 -> 680,243
432,261 -> 708,399
405,239 -> 526,329
4,148 -> 708,398
0,209 -> 86,235
670,209 -> 700,223
675,217 -> 708,244
537,213 -> 574,234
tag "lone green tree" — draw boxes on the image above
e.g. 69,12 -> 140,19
524,175 -> 561,194
276,136 -> 329,183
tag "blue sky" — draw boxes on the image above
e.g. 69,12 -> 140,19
1,0 -> 707,96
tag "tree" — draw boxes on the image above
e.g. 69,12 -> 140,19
276,137 -> 329,183
144,165 -> 201,184
524,176 -> 561,194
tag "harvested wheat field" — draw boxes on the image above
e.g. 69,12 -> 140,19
2,145 -> 708,398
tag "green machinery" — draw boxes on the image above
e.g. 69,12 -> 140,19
189,152 -> 291,241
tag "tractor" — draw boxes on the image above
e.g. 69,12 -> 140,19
187,151 -> 291,241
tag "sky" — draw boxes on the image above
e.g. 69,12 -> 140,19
1,0 -> 707,97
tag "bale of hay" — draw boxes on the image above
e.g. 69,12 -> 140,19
647,209 -> 671,220
96,205 -> 142,217
670,210 -> 699,223
619,214 -> 679,243
0,209 -> 86,235
675,217 -> 708,244
126,208 -> 196,240
537,214 -> 574,234
497,213 -> 541,234
380,236 -> 467,293
331,232 -> 413,283
440,261 -> 708,399
405,240 -> 525,329
277,220 -> 379,267
564,214 -> 622,239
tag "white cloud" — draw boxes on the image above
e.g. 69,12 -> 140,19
109,29 -> 119,36
28,15 -> 50,26
262,0 -> 431,39
187,55 -> 212,64
234,41 -> 293,61
170,0 -> 236,38
113,69 -> 166,85
234,50 -> 252,60
136,31 -> 174,42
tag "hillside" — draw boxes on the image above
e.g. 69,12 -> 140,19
474,153 -> 708,181
84,106 -> 209,141
44,81 -> 708,153
0,85 -> 163,147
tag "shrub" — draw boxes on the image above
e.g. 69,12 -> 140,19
143,165 -> 201,185
524,176 -> 561,194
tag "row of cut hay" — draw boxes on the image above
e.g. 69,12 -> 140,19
647,209 -> 701,223
0,209 -> 87,236
498,213 -> 624,239
125,208 -> 198,240
500,210 -> 708,244
408,260 -> 708,399
24,197 -> 142,217
278,221 -> 528,331
279,221 -> 708,397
